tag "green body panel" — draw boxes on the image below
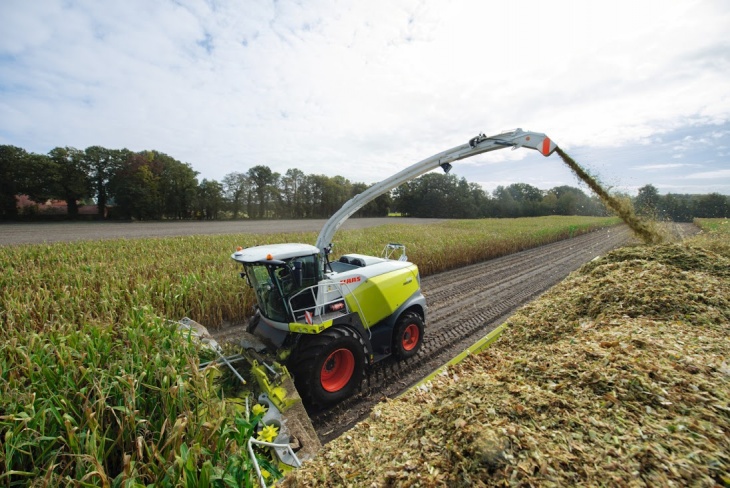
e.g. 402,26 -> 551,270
344,264 -> 419,329
289,319 -> 333,334
412,322 -> 507,390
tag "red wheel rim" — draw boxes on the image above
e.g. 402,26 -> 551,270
401,324 -> 420,351
320,348 -> 355,392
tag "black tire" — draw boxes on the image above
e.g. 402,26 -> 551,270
288,327 -> 366,406
392,311 -> 424,359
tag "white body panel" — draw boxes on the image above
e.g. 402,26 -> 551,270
231,243 -> 319,263
324,258 -> 413,291
295,258 -> 414,316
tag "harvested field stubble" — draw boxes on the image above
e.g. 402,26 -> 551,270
283,233 -> 730,487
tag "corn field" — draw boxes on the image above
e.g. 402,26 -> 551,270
0,216 -> 619,486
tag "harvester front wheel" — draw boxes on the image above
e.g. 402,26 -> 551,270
393,311 -> 424,359
289,327 -> 366,406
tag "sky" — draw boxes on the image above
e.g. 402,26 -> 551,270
1,0 -> 729,196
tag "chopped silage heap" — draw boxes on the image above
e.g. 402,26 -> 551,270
283,238 -> 730,487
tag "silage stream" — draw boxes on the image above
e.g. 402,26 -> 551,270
555,146 -> 663,245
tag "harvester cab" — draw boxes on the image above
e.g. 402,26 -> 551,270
232,240 -> 426,407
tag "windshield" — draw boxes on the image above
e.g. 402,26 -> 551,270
245,264 -> 288,323
244,254 -> 321,323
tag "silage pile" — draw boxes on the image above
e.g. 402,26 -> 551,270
283,238 -> 730,487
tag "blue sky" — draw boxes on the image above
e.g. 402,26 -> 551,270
1,0 -> 729,195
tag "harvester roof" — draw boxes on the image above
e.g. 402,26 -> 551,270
231,243 -> 319,264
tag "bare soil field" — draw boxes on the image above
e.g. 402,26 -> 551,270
0,218 -> 443,246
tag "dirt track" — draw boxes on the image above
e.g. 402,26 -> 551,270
0,218 -> 442,246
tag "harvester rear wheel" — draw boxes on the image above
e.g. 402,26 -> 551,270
393,311 -> 424,359
288,327 -> 366,406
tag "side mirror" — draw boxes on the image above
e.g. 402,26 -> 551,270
292,261 -> 303,287
240,271 -> 252,287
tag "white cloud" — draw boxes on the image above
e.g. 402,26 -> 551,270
634,163 -> 699,171
685,169 -> 730,180
1,0 -> 729,194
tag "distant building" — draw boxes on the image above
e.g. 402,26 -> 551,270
15,195 -> 107,218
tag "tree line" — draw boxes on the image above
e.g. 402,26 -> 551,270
1,144 -> 727,221
0,145 -> 389,221
394,174 -> 610,218
394,175 -> 730,221
633,184 -> 730,221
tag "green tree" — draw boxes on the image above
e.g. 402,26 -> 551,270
157,153 -> 199,219
22,153 -> 56,205
492,185 -> 519,217
694,193 -> 730,218
634,184 -> 660,217
393,173 -> 491,218
504,183 -> 544,217
391,179 -> 415,217
247,165 -> 279,218
544,186 -> 597,216
451,178 -> 479,218
303,174 -> 328,218
469,181 -> 493,217
278,168 -> 305,218
392,173 -> 455,217
48,147 -> 90,217
108,152 -> 161,220
0,145 -> 30,218
84,146 -> 125,219
658,193 -> 693,222
196,178 -> 224,219
323,175 -> 352,217
351,182 -> 391,217
222,172 -> 251,219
